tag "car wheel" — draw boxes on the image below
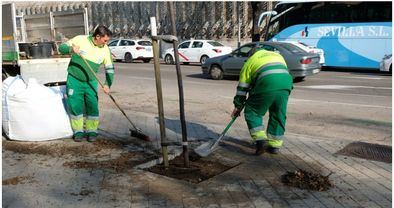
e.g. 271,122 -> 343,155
143,59 -> 151,63
200,55 -> 209,65
165,54 -> 174,64
125,53 -> 133,63
293,76 -> 305,82
210,65 -> 223,80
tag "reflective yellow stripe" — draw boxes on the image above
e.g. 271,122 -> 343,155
250,130 -> 267,141
86,118 -> 99,131
268,138 -> 283,148
70,117 -> 84,132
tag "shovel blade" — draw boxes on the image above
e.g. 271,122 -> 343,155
194,140 -> 215,157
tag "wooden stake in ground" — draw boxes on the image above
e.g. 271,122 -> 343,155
168,1 -> 190,168
150,16 -> 169,168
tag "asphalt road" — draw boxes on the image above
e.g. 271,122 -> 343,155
98,61 -> 392,145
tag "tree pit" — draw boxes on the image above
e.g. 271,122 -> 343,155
146,151 -> 239,183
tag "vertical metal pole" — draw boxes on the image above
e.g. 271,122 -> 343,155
168,2 -> 189,168
237,2 -> 241,48
150,17 -> 169,168
49,11 -> 55,41
84,7 -> 89,35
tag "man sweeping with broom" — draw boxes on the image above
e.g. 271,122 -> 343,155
232,46 -> 293,155
59,25 -> 114,142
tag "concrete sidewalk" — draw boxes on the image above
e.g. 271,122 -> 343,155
3,107 -> 392,208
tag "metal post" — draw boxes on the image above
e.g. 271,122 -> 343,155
150,16 -> 169,168
237,2 -> 241,48
168,2 -> 189,168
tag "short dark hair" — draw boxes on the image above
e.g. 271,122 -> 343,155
93,25 -> 112,37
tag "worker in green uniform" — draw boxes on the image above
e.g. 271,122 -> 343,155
59,25 -> 114,142
231,46 -> 293,155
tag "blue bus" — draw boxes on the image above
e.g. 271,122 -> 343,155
258,1 -> 392,69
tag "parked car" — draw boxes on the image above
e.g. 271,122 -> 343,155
108,39 -> 153,63
164,40 -> 232,65
280,41 -> 325,65
202,41 -> 321,81
379,54 -> 392,73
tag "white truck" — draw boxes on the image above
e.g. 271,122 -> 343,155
2,3 -> 89,85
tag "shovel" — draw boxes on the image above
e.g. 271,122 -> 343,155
194,107 -> 243,157
79,54 -> 151,141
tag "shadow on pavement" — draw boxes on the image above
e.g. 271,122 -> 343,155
159,117 -> 255,156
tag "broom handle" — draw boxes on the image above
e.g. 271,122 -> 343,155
79,54 -> 140,131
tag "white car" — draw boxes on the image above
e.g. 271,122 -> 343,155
108,39 -> 153,63
379,54 -> 392,73
164,40 -> 232,65
281,41 -> 325,65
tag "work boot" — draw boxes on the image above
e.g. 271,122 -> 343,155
87,132 -> 98,142
267,147 -> 280,154
255,140 -> 266,155
73,132 -> 84,142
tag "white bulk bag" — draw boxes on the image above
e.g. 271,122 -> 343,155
2,75 -> 27,135
2,76 -> 73,141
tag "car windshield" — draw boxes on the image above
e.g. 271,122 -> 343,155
281,43 -> 305,53
207,41 -> 224,47
138,41 -> 152,46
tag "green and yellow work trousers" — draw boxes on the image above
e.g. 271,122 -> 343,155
66,75 -> 99,138
244,90 -> 290,149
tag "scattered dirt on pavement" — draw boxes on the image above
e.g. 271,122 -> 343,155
3,139 -> 132,157
70,189 -> 95,196
281,169 -> 333,191
3,176 -> 33,185
146,151 -> 237,183
63,152 -> 159,173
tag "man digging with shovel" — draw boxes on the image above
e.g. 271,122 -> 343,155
232,46 -> 293,155
59,25 -> 114,142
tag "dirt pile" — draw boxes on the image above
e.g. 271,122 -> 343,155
2,176 -> 33,185
63,152 -> 158,173
281,169 -> 333,191
3,139 -> 131,157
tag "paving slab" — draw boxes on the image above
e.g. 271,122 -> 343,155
2,105 -> 392,208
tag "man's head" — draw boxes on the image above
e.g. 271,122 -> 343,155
92,25 -> 113,47
248,45 -> 265,57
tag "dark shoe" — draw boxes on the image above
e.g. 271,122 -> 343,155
73,133 -> 84,142
87,136 -> 97,142
87,132 -> 98,142
267,147 -> 280,154
255,140 -> 266,155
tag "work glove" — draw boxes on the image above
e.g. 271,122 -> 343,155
231,108 -> 242,117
